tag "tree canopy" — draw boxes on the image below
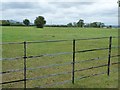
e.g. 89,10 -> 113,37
34,16 -> 46,28
67,23 -> 73,27
90,22 -> 105,28
23,19 -> 30,26
77,19 -> 84,27
0,20 -> 10,26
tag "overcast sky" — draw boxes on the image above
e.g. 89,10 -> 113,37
0,0 -> 119,25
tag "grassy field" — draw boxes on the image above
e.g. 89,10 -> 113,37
1,26 -> 119,88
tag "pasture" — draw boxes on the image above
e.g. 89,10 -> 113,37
1,26 -> 119,88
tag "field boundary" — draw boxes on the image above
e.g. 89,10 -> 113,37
0,36 -> 120,88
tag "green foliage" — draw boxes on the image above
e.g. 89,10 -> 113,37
77,19 -> 84,27
34,16 -> 46,28
107,25 -> 112,28
84,23 -> 90,27
0,20 -> 10,26
23,19 -> 30,26
0,20 -> 24,26
90,22 -> 105,28
67,23 -> 73,27
73,22 -> 77,27
11,22 -> 24,26
90,22 -> 97,27
10,23 -> 24,26
66,19 -> 106,28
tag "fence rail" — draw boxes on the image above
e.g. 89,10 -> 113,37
0,54 -> 119,75
35,70 -> 119,88
1,46 -> 119,61
1,61 -> 119,85
1,36 -> 119,88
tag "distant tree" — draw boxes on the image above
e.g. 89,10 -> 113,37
77,19 -> 84,27
90,22 -> 105,28
96,22 -> 105,28
100,23 -> 105,28
109,25 -> 112,28
73,22 -> 77,27
96,22 -> 101,28
84,23 -> 90,27
34,16 -> 46,28
67,23 -> 73,27
107,25 -> 112,28
23,19 -> 30,26
0,20 -> 10,26
90,22 -> 97,27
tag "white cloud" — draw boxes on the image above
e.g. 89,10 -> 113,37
1,0 -> 119,25
1,0 -> 118,2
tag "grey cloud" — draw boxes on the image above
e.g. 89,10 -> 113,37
2,2 -> 56,15
93,7 -> 118,17
2,2 -> 39,10
49,2 -> 94,8
103,9 -> 117,16
1,1 -> 117,25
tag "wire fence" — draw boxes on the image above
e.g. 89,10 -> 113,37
0,36 -> 120,88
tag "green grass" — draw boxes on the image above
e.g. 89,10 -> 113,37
1,26 -> 118,88
2,26 -> 118,42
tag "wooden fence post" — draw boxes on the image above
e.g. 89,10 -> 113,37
72,39 -> 75,84
107,36 -> 112,76
24,41 -> 27,89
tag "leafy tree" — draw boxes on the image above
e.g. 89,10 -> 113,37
73,22 -> 77,27
90,22 -> 97,27
84,23 -> 90,27
34,16 -> 46,28
100,23 -> 105,28
107,25 -> 112,28
77,19 -> 84,27
90,22 -> 105,28
67,23 -> 73,27
0,20 -> 10,26
23,19 -> 30,26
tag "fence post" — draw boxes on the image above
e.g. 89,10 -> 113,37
23,41 -> 27,89
72,39 -> 75,84
107,36 -> 112,76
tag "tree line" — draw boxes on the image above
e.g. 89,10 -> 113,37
0,16 -> 112,28
67,19 -> 112,28
0,16 -> 46,28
